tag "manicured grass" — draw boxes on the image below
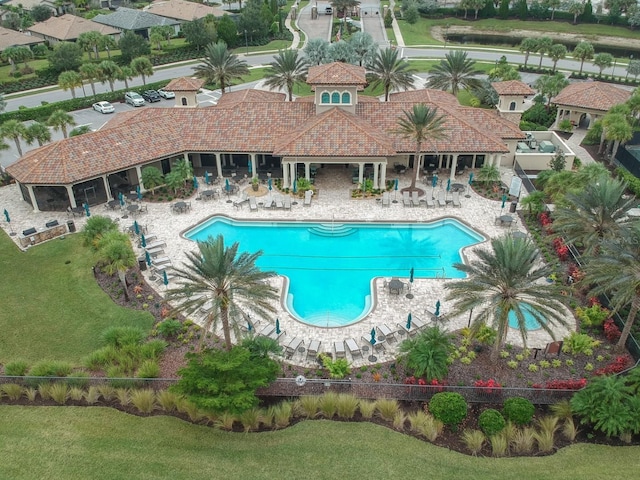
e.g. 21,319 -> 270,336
0,406 -> 638,479
0,233 -> 154,364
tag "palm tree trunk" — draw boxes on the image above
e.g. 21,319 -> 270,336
90,81 -> 96,96
410,141 -> 421,191
118,270 -> 129,301
617,296 -> 639,348
221,305 -> 232,351
13,138 -> 23,157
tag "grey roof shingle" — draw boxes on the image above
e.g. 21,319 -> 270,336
92,7 -> 180,31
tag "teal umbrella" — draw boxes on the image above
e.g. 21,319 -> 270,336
204,171 -> 210,184
406,313 -> 412,330
275,318 -> 281,335
247,321 -> 253,332
369,327 -> 376,346
268,178 -> 272,191
446,179 -> 451,191
119,192 -> 125,206
247,161 -> 252,174
409,267 -> 414,284
394,178 -> 399,191
292,180 -> 297,193
225,178 -> 230,192
193,176 -> 199,190
83,203 -> 90,217
432,175 -> 438,188
468,172 -> 474,185
145,250 -> 152,266
163,270 -> 169,286
3,209 -> 9,222
435,300 -> 441,317
501,194 -> 507,209
140,233 -> 146,248
133,220 -> 140,236
136,185 -> 142,200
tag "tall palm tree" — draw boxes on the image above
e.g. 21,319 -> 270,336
47,109 -> 76,139
97,230 -> 137,302
58,70 -> 84,99
446,236 -> 569,362
130,57 -> 154,85
573,41 -> 594,75
24,122 -> 52,147
350,31 -> 377,67
585,222 -> 640,348
519,38 -> 538,69
193,41 -> 250,94
303,38 -> 330,65
393,104 -> 448,191
369,47 -> 416,102
426,50 -> 482,96
98,60 -> 121,92
263,49 -> 309,102
117,66 -> 135,90
548,44 -> 568,73
80,63 -> 100,97
552,177 -> 636,256
166,235 -> 278,351
535,36 -> 553,69
0,120 -> 27,156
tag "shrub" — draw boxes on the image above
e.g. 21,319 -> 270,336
503,397 -> 535,426
156,390 -> 181,412
29,360 -> 73,377
534,416 -> 558,452
84,386 -> 100,404
490,432 -> 509,457
239,407 -> 263,432
512,426 -> 536,454
157,319 -> 183,338
295,396 -> 319,418
101,326 -> 146,348
130,389 -> 156,414
318,392 -> 339,419
358,399 -> 376,419
562,332 -> 600,355
49,383 -> 69,405
322,357 -> 350,379
1,383 -> 24,400
335,393 -> 359,419
462,429 -> 486,456
376,398 -> 400,422
269,401 -> 293,429
428,392 -> 467,429
136,360 -> 160,378
575,304 -> 609,328
4,360 -> 29,376
478,409 -> 506,437
68,386 -> 84,402
140,339 -> 168,359
603,319 -> 621,343
214,412 -> 236,431
398,326 -> 453,381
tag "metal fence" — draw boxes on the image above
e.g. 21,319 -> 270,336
513,161 -> 537,195
0,375 -> 178,390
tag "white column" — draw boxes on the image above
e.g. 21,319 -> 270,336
65,185 -> 76,208
380,162 -> 387,188
134,167 -> 143,193
437,154 -> 443,169
373,162 -> 379,189
290,163 -> 296,188
250,154 -> 257,179
449,154 -> 458,181
304,163 -> 310,181
215,153 -> 223,179
358,163 -> 364,185
28,185 -> 40,212
102,175 -> 113,199
283,161 -> 289,188
555,108 -> 561,125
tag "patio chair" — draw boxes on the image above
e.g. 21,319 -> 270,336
334,341 -> 346,358
402,191 -> 411,207
275,194 -> 284,209
426,196 -> 435,208
345,338 -> 362,358
249,196 -> 258,211
361,336 -> 386,353
437,190 -> 446,207
304,189 -> 313,207
257,323 -> 275,338
411,191 -> 420,207
382,191 -> 390,207
263,197 -> 274,209
452,191 -> 461,207
377,324 -> 397,343
283,195 -> 291,210
284,337 -> 304,359
306,339 -> 321,360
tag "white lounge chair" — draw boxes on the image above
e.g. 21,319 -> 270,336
382,191 -> 390,207
411,191 -> 420,206
283,196 -> 291,210
284,337 -> 304,358
249,196 -> 258,211
345,338 -> 362,358
306,339 -> 321,360
361,336 -> 386,353
437,190 -> 446,207
377,324 -> 397,342
452,191 -> 461,207
304,190 -> 313,206
275,194 -> 284,209
402,191 -> 411,207
334,341 -> 346,358
257,323 -> 275,337
426,196 -> 435,208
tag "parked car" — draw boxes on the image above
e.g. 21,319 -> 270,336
325,6 -> 332,14
92,101 -> 115,114
142,90 -> 162,103
157,88 -> 175,99
124,91 -> 145,107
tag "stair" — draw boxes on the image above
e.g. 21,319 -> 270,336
308,224 -> 356,237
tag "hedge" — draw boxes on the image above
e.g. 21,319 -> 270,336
616,167 -> 640,197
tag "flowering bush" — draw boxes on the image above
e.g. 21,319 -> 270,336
552,237 -> 569,261
594,355 -> 631,376
566,263 -> 585,282
474,378 -> 502,394
535,378 -> 587,390
603,319 -> 621,343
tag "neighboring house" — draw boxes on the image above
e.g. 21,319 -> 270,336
0,26 -> 45,51
5,0 -> 60,16
7,63 -> 528,212
552,81 -> 632,129
26,14 -> 120,44
92,7 -> 180,39
143,0 -> 225,22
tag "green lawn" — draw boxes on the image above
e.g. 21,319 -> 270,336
0,406 -> 638,480
0,233 -> 154,364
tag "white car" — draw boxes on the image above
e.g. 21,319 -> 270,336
158,88 -> 175,99
92,101 -> 115,114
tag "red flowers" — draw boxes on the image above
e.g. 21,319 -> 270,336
474,378 -> 502,394
539,212 -> 554,234
536,378 -> 587,390
603,319 -> 621,343
553,237 -> 569,261
594,355 -> 631,376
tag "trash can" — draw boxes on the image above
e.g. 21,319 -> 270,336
138,257 -> 147,271
66,220 -> 76,233
509,201 -> 517,213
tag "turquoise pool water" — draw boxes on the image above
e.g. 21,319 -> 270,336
185,217 -> 484,327
508,304 -> 543,331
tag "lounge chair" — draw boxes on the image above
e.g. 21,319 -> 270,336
145,240 -> 167,250
345,338 -> 362,358
284,337 -> 304,358
377,324 -> 397,342
306,339 -> 321,360
437,190 -> 446,207
304,190 -> 313,207
382,191 -> 390,207
402,191 -> 411,207
334,341 -> 346,358
249,196 -> 258,211
263,197 -> 274,209
275,194 -> 284,209
426,196 -> 435,208
153,256 -> 172,267
361,336 -> 386,353
452,191 -> 461,207
257,323 -> 275,337
145,246 -> 164,257
411,191 -> 420,206
269,329 -> 285,341
283,196 -> 291,210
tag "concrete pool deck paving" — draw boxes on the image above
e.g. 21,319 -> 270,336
0,166 -> 575,367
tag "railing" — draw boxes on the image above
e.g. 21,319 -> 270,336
513,161 -> 537,196
0,376 -> 178,390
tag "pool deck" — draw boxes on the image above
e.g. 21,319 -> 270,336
0,165 -> 575,367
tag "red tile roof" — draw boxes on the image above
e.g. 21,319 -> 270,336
552,81 -> 631,112
491,80 -> 536,96
216,89 -> 286,106
164,77 -> 205,92
307,63 -> 367,86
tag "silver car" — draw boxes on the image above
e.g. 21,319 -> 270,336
158,88 -> 176,99
124,91 -> 145,107
92,101 -> 115,114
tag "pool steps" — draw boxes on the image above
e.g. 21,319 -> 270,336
308,224 -> 356,237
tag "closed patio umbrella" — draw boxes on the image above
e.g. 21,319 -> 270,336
275,318 -> 281,335
292,180 -> 297,194
432,175 -> 438,188
133,220 -> 140,236
204,171 -> 210,185
145,250 -> 152,266
406,313 -> 412,330
468,172 -> 474,185
136,185 -> 142,201
193,176 -> 199,190
394,178 -> 399,200
140,233 -> 146,248
247,161 -> 252,174
3,209 -> 9,222
501,194 -> 507,209
268,178 -> 272,191
409,267 -> 414,284
83,203 -> 90,217
435,300 -> 441,317
369,327 -> 376,346
225,178 -> 230,192
446,179 -> 451,191
163,270 -> 169,287
247,321 -> 253,332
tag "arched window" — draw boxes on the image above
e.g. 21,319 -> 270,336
331,92 -> 340,103
181,97 -> 188,106
341,92 -> 351,104
321,92 -> 330,103
509,101 -> 516,111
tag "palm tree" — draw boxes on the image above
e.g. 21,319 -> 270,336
369,47 -> 416,102
548,44 -> 568,73
58,71 -> 84,99
303,38 -> 330,65
24,122 -> 52,147
604,116 -> 633,161
193,41 -> 250,94
446,236 -> 569,362
426,50 -> 482,96
80,63 -> 100,97
392,104 -> 448,191
519,38 -> 538,69
117,66 -> 135,90
166,235 -> 279,351
263,49 -> 309,102
330,0 -> 360,18
98,60 -> 121,92
350,31 -> 377,67
520,190 -> 546,218
552,177 -> 636,256
97,230 -> 137,302
573,41 -> 594,75
130,57 -> 154,85
0,120 -> 27,156
78,31 -> 104,60
585,223 -> 640,348
535,36 -> 553,69
47,109 -> 76,139
141,166 -> 164,194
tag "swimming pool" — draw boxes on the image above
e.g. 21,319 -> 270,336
185,217 -> 484,327
508,304 -> 544,331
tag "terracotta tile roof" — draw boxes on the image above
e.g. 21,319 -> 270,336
216,89 -> 286,106
307,63 -> 367,86
390,89 -> 459,106
491,80 -> 535,96
26,14 -> 120,41
144,0 -> 225,21
0,26 -> 44,50
164,77 -> 205,92
273,107 -> 395,157
552,81 -> 631,112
